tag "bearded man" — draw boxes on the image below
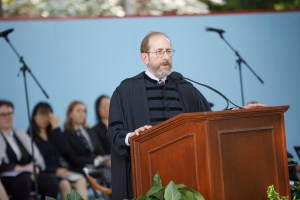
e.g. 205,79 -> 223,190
107,32 -> 211,199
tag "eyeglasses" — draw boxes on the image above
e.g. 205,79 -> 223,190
0,112 -> 13,117
146,49 -> 175,57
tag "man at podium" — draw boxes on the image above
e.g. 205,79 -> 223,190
107,31 -> 212,199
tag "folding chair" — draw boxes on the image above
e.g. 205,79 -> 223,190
83,167 -> 112,200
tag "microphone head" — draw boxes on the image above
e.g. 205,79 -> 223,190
205,27 -> 225,34
0,28 -> 14,38
170,71 -> 183,80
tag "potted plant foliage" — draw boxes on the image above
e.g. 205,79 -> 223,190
137,172 -> 205,200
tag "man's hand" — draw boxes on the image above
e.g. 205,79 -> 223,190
128,125 -> 152,138
233,102 -> 267,110
243,102 -> 267,109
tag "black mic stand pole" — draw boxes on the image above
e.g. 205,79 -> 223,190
3,34 -> 49,200
216,32 -> 264,105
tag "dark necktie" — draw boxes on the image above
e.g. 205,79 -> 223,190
77,129 -> 91,151
158,79 -> 165,86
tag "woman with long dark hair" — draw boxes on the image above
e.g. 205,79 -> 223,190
93,95 -> 111,154
29,102 -> 87,200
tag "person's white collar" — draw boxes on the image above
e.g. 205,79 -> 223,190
1,129 -> 13,136
145,69 -> 167,82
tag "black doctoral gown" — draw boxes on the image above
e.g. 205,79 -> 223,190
107,71 -> 211,199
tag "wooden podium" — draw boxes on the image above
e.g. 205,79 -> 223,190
130,106 -> 290,199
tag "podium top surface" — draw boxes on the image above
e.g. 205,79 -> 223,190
130,105 -> 289,142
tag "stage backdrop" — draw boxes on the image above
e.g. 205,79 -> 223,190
1,11 -> 300,159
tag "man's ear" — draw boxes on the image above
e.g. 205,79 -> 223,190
140,53 -> 149,65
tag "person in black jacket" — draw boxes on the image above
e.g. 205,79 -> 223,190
64,101 -> 111,187
0,100 -> 58,200
93,95 -> 111,155
29,102 -> 87,200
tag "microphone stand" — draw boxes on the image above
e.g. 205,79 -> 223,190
215,32 -> 264,105
2,33 -> 49,200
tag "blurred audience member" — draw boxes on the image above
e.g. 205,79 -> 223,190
94,95 -> 111,154
287,151 -> 299,182
63,101 -> 111,172
0,180 -> 9,200
29,102 -> 87,200
0,100 -> 58,200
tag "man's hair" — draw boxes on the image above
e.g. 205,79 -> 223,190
0,100 -> 14,109
140,32 -> 171,53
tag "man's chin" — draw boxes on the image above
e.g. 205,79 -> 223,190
157,70 -> 171,78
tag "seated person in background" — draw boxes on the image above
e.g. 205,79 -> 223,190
0,180 -> 9,200
0,100 -> 58,200
63,101 -> 111,184
287,151 -> 299,182
28,102 -> 87,200
93,95 -> 111,155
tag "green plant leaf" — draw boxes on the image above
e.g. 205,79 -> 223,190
164,181 -> 181,200
45,197 -> 56,200
136,194 -> 147,200
153,172 -> 163,187
194,192 -> 206,200
267,185 -> 289,200
180,190 -> 195,200
267,185 -> 280,200
179,187 -> 205,200
147,185 -> 164,197
291,181 -> 300,199
175,183 -> 186,189
66,189 -> 84,200
137,172 -> 205,200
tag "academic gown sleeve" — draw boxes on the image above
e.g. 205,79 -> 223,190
107,86 -> 131,157
107,87 -> 135,199
194,86 -> 212,112
107,74 -> 150,200
107,74 -> 150,157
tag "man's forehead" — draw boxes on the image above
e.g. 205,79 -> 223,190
149,35 -> 171,47
0,105 -> 12,110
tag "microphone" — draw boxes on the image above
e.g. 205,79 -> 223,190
206,27 -> 225,35
170,71 -> 242,110
0,28 -> 14,38
170,71 -> 183,80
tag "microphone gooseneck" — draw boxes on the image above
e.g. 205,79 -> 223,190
170,72 -> 242,110
183,76 -> 242,110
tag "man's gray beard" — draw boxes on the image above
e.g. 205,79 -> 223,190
155,65 -> 172,79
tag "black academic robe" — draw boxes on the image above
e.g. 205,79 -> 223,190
107,71 -> 211,199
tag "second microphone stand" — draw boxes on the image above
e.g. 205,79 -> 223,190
2,32 -> 49,200
216,32 -> 264,105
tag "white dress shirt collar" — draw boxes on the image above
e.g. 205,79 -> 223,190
145,69 -> 167,83
1,129 -> 22,161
